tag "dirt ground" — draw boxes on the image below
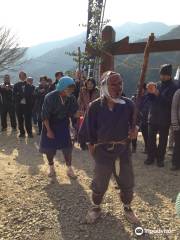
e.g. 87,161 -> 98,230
0,127 -> 180,240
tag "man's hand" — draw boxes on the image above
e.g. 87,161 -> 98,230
88,144 -> 95,155
47,129 -> 55,139
129,127 -> 139,140
74,111 -> 83,118
154,88 -> 160,96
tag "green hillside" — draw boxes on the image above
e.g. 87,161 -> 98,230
116,26 -> 180,96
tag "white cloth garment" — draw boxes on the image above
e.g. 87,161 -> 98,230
100,74 -> 126,104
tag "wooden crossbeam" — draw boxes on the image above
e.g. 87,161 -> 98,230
109,39 -> 180,55
86,25 -> 180,75
87,38 -> 180,57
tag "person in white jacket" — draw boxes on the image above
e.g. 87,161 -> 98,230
171,88 -> 180,171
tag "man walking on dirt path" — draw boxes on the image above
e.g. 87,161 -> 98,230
80,71 -> 139,225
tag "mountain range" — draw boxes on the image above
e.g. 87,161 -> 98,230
115,22 -> 176,41
26,34 -> 84,59
4,22 -> 180,93
116,25 -> 180,96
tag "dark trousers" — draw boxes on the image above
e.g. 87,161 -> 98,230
131,138 -> 137,150
141,124 -> 148,150
16,104 -> 32,135
91,145 -> 134,205
172,130 -> 180,168
147,124 -> 169,163
38,120 -> 42,134
32,112 -> 37,125
46,147 -> 72,167
131,124 -> 148,152
1,105 -> 16,129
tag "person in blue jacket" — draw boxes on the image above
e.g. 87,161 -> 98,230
39,76 -> 80,178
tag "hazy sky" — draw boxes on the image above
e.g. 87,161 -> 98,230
1,0 -> 179,47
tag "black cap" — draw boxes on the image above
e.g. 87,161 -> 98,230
160,64 -> 172,76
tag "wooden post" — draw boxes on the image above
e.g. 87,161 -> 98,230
132,33 -> 155,129
78,47 -> 81,73
100,26 -> 115,76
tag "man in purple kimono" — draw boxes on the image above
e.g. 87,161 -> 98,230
83,71 -> 139,225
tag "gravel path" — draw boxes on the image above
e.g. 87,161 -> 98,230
0,129 -> 180,240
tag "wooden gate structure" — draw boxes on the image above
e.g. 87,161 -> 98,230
86,25 -> 180,76
86,25 -> 180,128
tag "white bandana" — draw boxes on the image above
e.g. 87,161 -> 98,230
100,73 -> 126,104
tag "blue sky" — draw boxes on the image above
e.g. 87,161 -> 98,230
1,0 -> 179,46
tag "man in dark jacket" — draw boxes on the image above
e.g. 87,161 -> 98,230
138,84 -> 151,153
49,72 -> 64,92
145,64 -> 177,167
27,77 -> 37,125
0,74 -> 16,131
73,70 -> 85,100
13,72 -> 35,138
34,76 -> 49,135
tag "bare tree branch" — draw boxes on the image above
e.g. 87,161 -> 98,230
0,26 -> 27,72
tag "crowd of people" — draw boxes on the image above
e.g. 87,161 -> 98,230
0,63 -> 180,224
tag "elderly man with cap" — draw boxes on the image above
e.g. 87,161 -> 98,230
80,71 -> 139,224
40,76 -> 80,178
145,64 -> 177,167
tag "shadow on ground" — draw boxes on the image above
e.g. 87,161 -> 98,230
44,176 -> 134,240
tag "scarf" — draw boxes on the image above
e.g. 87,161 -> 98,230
100,73 -> 125,104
